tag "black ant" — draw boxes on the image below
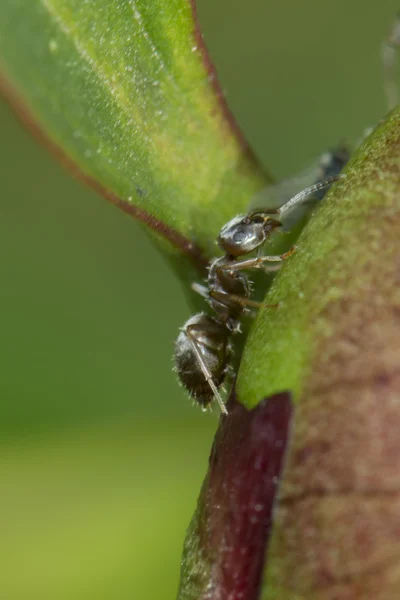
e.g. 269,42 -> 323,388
174,163 -> 345,415
173,11 -> 400,415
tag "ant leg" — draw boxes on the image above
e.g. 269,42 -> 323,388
186,325 -> 229,416
194,282 -> 280,304
262,263 -> 284,273
191,282 -> 208,299
218,246 -> 296,274
382,12 -> 400,111
256,245 -> 283,272
209,289 -> 279,310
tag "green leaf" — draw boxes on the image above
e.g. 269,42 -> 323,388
0,0 -> 268,275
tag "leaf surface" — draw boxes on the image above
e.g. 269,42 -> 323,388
0,0 -> 268,273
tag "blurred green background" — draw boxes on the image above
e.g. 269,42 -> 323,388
0,1 -> 398,598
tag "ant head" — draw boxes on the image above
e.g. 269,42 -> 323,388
217,211 -> 282,257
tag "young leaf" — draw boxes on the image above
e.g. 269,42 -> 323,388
0,0 -> 268,275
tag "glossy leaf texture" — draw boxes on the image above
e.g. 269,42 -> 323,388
0,0 -> 268,274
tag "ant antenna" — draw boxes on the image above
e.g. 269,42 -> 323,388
278,174 -> 345,221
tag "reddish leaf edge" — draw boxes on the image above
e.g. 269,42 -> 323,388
0,71 -> 209,272
178,390 -> 294,600
189,0 -> 263,170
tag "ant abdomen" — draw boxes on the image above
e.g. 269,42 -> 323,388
174,313 -> 231,411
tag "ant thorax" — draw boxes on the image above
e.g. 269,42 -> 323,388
207,256 -> 251,332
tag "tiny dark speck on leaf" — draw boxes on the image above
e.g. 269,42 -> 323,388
135,184 -> 147,198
